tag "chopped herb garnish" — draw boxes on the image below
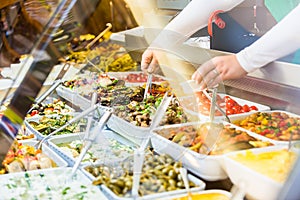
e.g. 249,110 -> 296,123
62,187 -> 71,195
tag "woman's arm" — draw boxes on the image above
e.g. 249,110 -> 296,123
237,4 -> 300,72
150,0 -> 245,46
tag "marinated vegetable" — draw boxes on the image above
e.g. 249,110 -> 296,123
233,112 -> 300,141
155,124 -> 273,155
27,98 -> 73,117
63,72 -> 120,92
28,114 -> 81,136
88,153 -> 197,197
90,85 -> 144,107
114,96 -> 188,127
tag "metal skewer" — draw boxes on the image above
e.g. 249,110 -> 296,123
143,73 -> 153,101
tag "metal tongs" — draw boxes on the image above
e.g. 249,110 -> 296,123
199,88 -> 224,155
34,103 -> 100,150
27,79 -> 63,114
70,108 -> 113,178
202,89 -> 230,123
143,73 -> 153,101
132,92 -> 173,199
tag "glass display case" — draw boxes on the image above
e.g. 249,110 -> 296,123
1,1 -> 300,199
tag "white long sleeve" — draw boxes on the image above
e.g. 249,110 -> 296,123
236,4 -> 300,72
150,0 -> 245,47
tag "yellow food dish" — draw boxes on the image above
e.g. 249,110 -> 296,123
171,193 -> 230,200
230,149 -> 297,182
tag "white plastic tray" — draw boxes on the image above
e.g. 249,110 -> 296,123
151,121 -> 275,181
0,167 -> 107,200
56,85 -> 91,110
106,114 -> 150,145
222,145 -> 294,200
26,96 -> 76,118
24,113 -> 84,140
99,172 -> 205,200
2,140 -> 68,173
160,189 -> 232,200
107,71 -> 168,86
151,128 -> 225,181
178,93 -> 270,121
48,130 -> 137,166
229,110 -> 300,145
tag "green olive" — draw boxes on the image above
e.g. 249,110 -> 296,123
168,179 -> 176,187
168,169 -> 177,179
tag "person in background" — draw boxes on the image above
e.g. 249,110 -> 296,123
141,1 -> 300,89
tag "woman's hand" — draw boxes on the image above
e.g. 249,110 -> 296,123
192,54 -> 248,89
141,49 -> 160,73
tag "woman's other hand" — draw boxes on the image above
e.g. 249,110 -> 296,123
192,54 -> 248,89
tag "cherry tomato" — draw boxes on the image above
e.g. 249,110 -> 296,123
232,105 -> 242,113
226,99 -> 236,108
242,105 -> 250,112
249,105 -> 258,111
30,110 -> 39,116
226,109 -> 235,115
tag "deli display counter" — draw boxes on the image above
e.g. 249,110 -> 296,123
1,1 -> 300,200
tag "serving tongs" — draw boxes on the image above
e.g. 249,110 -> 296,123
143,73 -> 153,101
132,92 -> 173,199
199,88 -> 224,155
69,108 -> 113,178
27,79 -> 63,114
83,92 -> 98,141
202,89 -> 230,123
